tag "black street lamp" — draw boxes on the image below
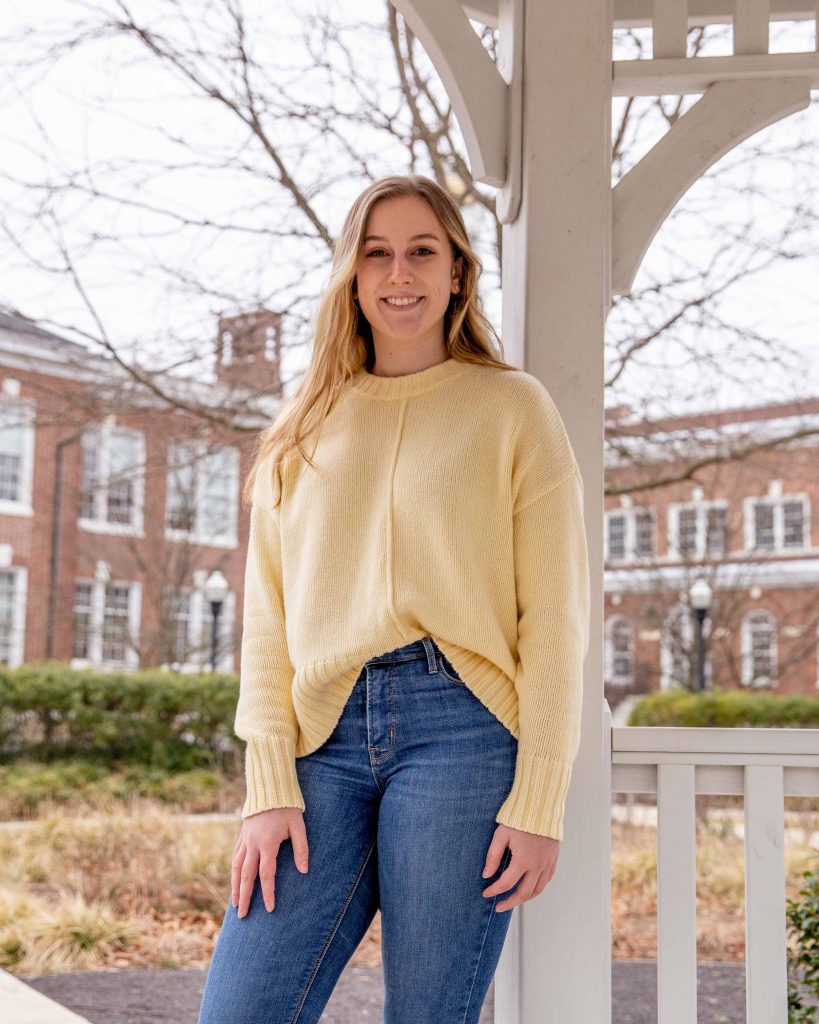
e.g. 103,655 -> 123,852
204,570 -> 229,673
689,577 -> 713,691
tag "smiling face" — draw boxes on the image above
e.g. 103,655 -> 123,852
355,194 -> 463,356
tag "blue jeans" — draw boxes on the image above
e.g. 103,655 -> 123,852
198,635 -> 519,1024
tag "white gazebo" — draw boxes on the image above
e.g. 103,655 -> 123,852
387,2 -> 819,1022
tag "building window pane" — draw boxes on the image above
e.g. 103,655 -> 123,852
678,508 -> 698,557
79,438 -> 100,520
706,507 -> 728,557
166,446 -> 197,533
782,500 -> 804,548
749,617 -> 776,685
73,582 -> 93,660
634,510 -> 653,557
200,448 -> 236,540
102,583 -> 130,663
107,433 -> 137,525
611,619 -> 634,683
0,571 -> 16,664
754,502 -> 775,550
608,514 -> 626,559
0,407 -> 25,502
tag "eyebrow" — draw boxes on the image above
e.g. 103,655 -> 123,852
363,232 -> 441,243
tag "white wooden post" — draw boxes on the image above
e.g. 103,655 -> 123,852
495,0 -> 612,1021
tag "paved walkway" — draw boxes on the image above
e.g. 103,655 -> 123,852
10,961 -> 756,1023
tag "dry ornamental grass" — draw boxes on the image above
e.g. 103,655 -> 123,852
0,797 -> 816,975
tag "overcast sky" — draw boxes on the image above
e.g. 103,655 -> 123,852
1,1 -> 817,420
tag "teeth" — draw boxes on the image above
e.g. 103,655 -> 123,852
385,297 -> 421,306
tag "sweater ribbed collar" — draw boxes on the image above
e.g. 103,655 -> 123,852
348,356 -> 471,399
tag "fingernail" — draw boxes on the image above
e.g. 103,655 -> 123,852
299,862 -> 308,873
482,868 -> 490,877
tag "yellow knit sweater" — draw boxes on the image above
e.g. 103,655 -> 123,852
236,356 -> 590,841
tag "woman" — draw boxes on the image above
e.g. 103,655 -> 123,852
198,174 -> 590,1024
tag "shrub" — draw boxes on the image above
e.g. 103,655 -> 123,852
627,688 -> 819,728
788,867 -> 819,1023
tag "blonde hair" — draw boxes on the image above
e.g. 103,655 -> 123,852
243,174 -> 518,508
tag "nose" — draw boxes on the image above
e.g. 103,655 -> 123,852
387,255 -> 413,284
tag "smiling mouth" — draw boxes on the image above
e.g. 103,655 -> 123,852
382,296 -> 424,308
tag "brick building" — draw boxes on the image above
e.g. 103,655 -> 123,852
3,310 -> 818,703
604,396 -> 819,714
0,308 -> 284,673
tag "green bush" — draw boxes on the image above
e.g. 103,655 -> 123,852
0,661 -> 241,771
788,867 -> 819,1023
627,688 -> 819,728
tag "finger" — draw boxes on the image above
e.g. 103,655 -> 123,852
258,848 -> 278,913
238,846 -> 260,919
482,861 -> 525,898
289,816 -> 310,874
495,871 -> 542,912
230,844 -> 246,908
481,837 -> 508,879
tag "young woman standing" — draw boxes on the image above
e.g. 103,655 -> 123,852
198,174 -> 590,1024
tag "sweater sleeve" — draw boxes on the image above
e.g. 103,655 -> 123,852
494,383 -> 591,841
234,461 -> 305,819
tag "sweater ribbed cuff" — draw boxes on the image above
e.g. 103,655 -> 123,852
494,748 -> 574,841
241,735 -> 306,818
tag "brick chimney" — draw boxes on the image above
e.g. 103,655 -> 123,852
215,308 -> 284,395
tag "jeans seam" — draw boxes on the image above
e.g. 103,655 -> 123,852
436,652 -> 464,685
289,837 -> 377,1024
460,847 -> 512,1023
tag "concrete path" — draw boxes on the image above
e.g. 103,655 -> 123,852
12,961 -> 757,1023
0,967 -> 92,1024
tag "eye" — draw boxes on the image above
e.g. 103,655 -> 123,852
366,248 -> 387,257
415,247 -> 434,255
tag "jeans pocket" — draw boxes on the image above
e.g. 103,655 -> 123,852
436,651 -> 464,685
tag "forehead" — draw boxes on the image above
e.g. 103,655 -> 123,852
364,194 -> 444,239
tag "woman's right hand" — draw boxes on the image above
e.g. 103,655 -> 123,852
231,806 -> 310,918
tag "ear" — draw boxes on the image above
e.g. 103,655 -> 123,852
452,254 -> 464,293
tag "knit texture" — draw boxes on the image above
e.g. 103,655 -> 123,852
236,357 -> 590,841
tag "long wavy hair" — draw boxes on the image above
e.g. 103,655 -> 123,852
243,174 -> 518,508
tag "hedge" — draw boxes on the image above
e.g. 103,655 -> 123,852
627,687 -> 819,728
0,660 -> 241,771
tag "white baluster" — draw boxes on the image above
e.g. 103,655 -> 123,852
744,764 -> 788,1024
657,762 -> 698,1024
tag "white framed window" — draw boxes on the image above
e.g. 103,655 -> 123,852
78,422 -> 145,535
740,610 -> 777,687
604,507 -> 655,562
668,500 -> 729,560
744,494 -> 809,554
660,603 -> 692,690
0,397 -> 35,517
165,441 -> 239,548
161,582 -> 235,673
0,563 -> 27,667
71,566 -> 141,669
605,615 -> 634,686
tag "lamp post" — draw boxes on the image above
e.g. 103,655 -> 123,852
689,577 -> 713,691
204,570 -> 229,672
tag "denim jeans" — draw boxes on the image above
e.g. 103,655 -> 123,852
197,635 -> 519,1024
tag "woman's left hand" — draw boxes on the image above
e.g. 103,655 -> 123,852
481,824 -> 559,912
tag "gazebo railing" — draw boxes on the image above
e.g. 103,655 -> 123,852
611,724 -> 819,1024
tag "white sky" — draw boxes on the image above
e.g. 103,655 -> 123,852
0,0 -> 817,420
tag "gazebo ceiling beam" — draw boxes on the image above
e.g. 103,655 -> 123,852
614,51 -> 819,94
463,0 -> 818,30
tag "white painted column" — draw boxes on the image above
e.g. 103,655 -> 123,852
495,0 -> 612,1021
